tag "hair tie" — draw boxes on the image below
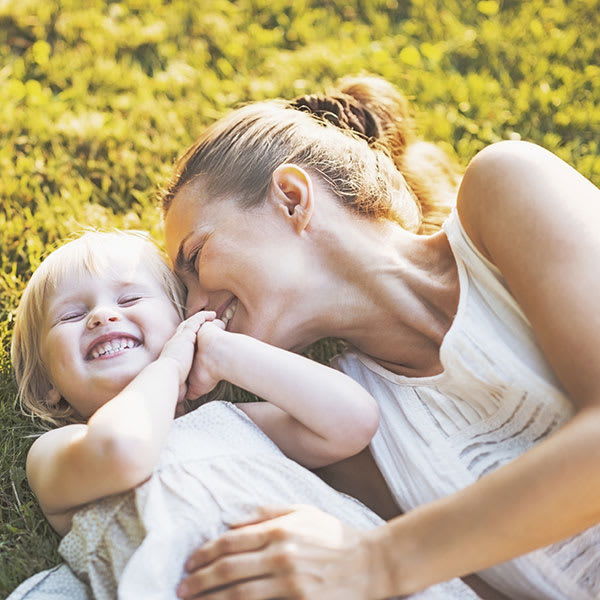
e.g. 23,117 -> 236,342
290,93 -> 381,142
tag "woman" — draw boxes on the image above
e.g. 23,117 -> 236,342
162,76 -> 600,599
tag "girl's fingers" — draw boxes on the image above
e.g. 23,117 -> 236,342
183,311 -> 217,329
175,311 -> 217,340
212,318 -> 226,330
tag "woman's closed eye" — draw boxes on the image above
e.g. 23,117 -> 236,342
186,245 -> 204,274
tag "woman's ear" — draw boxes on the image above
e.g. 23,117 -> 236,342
269,164 -> 314,234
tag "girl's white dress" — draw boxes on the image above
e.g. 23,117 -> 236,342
333,209 -> 600,600
9,400 -> 477,599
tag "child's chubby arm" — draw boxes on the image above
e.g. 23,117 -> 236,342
26,311 -> 214,535
187,323 -> 379,469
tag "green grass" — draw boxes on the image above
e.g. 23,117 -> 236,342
1,0 -> 599,594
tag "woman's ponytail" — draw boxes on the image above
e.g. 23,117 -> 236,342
294,76 -> 462,233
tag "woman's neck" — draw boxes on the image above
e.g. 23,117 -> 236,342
301,216 -> 459,377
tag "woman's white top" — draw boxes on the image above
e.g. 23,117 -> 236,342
334,210 -> 600,600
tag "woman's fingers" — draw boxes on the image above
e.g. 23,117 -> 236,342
229,505 -> 296,529
178,506 -> 376,599
178,550 -> 284,599
178,574 -> 304,600
179,517 -> 298,598
185,522 -> 276,572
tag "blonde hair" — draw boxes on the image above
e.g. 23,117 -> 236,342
11,230 -> 185,427
161,75 -> 462,234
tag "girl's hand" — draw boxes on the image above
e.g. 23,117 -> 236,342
177,505 -> 386,600
160,311 -> 216,394
186,319 -> 227,399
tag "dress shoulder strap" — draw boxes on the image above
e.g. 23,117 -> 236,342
443,209 -> 530,325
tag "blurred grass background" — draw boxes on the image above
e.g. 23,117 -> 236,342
1,0 -> 599,594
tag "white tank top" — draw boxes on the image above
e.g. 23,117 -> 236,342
333,210 -> 599,600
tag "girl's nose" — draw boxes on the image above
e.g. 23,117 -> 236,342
87,306 -> 120,329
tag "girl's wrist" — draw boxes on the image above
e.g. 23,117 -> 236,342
155,353 -> 187,388
199,326 -> 234,383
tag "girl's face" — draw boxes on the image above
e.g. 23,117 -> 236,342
165,182 -> 313,351
40,256 -> 181,418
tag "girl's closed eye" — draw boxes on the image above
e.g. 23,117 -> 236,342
58,310 -> 86,323
119,295 -> 144,306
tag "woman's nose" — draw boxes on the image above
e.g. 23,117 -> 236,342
87,306 -> 120,329
185,281 -> 209,318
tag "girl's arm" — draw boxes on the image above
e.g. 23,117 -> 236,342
27,312 -> 212,535
188,324 -> 379,468
176,142 -> 600,599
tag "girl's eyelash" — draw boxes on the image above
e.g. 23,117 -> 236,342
60,312 -> 85,322
120,295 -> 142,304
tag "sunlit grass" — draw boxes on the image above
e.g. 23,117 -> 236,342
1,0 -> 599,594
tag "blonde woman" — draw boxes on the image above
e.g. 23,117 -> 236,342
162,76 -> 600,599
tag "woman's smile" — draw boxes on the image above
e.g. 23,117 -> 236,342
218,297 -> 238,331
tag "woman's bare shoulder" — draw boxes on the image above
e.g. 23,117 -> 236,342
456,140 -> 598,262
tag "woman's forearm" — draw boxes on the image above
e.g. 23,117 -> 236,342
371,406 -> 600,595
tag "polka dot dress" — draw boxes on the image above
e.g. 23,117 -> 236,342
9,402 -> 479,600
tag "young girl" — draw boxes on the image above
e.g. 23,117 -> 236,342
8,230 -> 475,599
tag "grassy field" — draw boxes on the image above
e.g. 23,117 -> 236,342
1,0 -> 599,594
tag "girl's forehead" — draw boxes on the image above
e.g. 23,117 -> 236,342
46,247 -> 159,299
48,265 -> 144,303
57,250 -> 145,283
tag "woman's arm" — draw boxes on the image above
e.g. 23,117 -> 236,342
27,312 -> 212,534
176,142 -> 600,598
367,140 -> 600,593
187,324 -> 379,468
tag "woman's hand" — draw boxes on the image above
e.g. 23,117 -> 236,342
185,319 -> 228,399
177,505 -> 388,600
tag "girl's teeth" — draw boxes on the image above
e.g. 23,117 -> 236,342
90,338 -> 137,359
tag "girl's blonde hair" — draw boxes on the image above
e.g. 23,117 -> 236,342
161,75 -> 462,234
11,230 -> 185,428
